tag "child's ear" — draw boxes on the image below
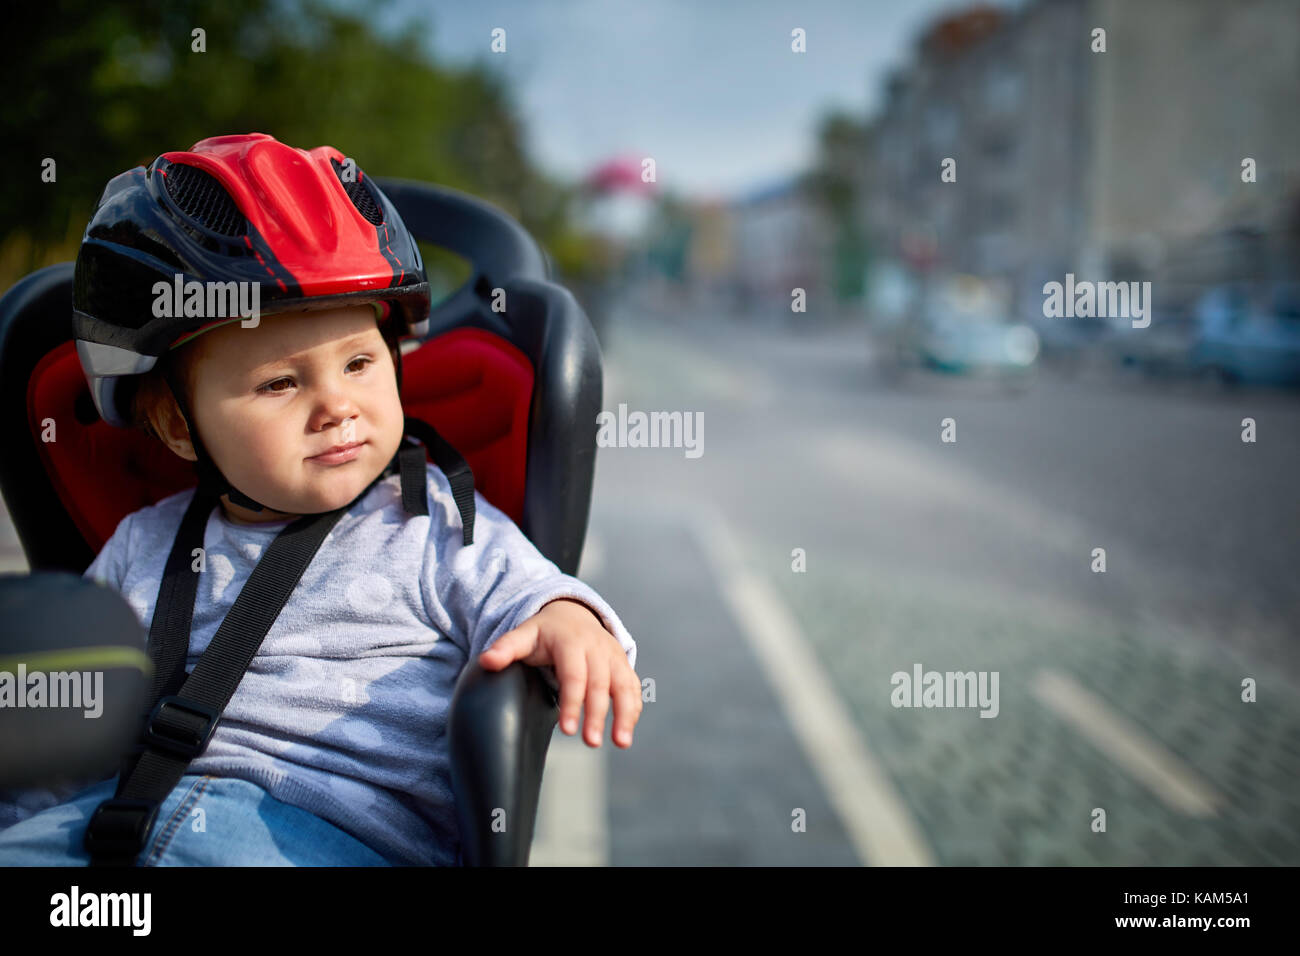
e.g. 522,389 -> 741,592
148,392 -> 198,463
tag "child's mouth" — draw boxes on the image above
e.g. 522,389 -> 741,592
307,441 -> 365,465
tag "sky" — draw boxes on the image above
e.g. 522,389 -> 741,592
377,0 -> 1019,204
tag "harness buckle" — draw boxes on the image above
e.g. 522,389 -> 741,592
84,798 -> 159,860
142,695 -> 220,761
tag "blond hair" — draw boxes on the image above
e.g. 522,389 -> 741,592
128,343 -> 202,445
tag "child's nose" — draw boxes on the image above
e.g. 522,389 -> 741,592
308,386 -> 361,431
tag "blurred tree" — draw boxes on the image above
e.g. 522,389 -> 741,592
805,110 -> 869,303
2,0 -> 596,295
644,193 -> 693,283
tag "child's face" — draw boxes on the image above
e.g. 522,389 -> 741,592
178,304 -> 406,522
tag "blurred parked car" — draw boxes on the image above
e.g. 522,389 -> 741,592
1190,281 -> 1300,387
882,275 -> 1039,386
1107,297 -> 1201,379
864,259 -> 918,330
1029,309 -> 1114,376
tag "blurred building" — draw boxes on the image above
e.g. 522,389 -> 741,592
1016,0 -> 1094,306
1084,0 -> 1300,289
684,199 -> 735,302
731,177 -> 833,313
863,0 -> 1300,320
866,2 -> 1092,317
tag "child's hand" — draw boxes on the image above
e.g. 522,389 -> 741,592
477,598 -> 642,749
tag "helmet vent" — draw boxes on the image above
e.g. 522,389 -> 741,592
332,158 -> 384,225
163,163 -> 247,237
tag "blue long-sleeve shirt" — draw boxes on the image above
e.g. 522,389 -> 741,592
0,463 -> 635,865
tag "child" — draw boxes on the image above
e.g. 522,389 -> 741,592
0,134 -> 639,866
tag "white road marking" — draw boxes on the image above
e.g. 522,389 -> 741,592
577,533 -> 605,581
686,501 -> 935,866
1030,669 -> 1223,817
528,731 -> 608,866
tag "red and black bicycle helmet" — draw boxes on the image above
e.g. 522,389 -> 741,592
72,132 -> 432,511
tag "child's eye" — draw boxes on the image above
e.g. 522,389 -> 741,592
257,357 -> 373,393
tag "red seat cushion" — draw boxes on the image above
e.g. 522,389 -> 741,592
27,328 -> 533,557
399,327 -> 533,525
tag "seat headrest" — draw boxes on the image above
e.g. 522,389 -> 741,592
27,327 -> 534,557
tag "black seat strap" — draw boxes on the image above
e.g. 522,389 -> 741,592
401,415 -> 476,545
86,499 -> 347,866
85,424 -> 476,866
109,485 -> 220,790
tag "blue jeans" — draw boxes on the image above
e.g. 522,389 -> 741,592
0,774 -> 392,866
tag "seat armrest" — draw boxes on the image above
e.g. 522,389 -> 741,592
0,572 -> 150,788
447,657 -> 559,866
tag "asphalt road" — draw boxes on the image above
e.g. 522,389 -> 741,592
564,295 -> 1300,865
